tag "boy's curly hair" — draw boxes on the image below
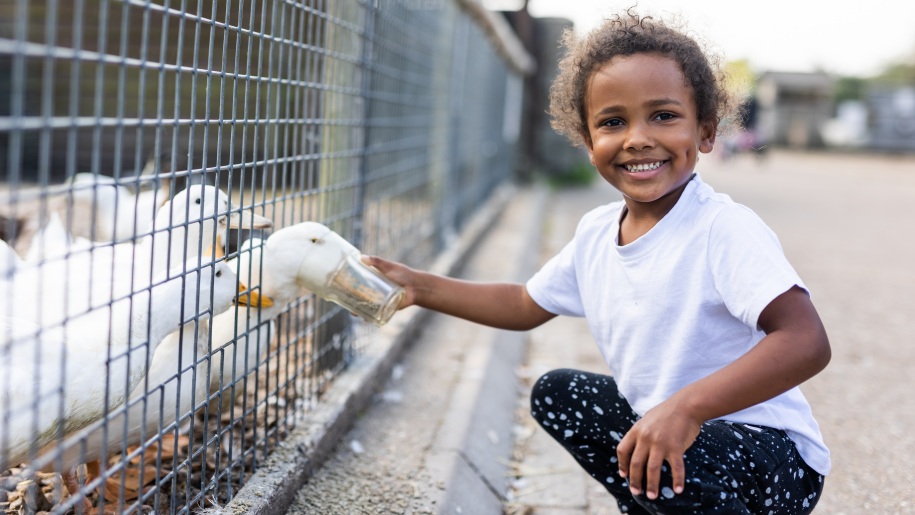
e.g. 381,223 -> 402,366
550,10 -> 734,146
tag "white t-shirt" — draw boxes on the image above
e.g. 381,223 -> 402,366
526,174 -> 831,475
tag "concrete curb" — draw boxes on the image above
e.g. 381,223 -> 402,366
219,182 -> 533,515
420,184 -> 548,514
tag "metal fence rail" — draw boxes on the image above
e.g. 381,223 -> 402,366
0,0 -> 527,512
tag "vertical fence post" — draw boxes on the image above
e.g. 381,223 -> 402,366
439,11 -> 469,252
354,2 -> 376,252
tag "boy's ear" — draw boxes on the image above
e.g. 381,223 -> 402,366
699,122 -> 717,154
583,133 -> 596,166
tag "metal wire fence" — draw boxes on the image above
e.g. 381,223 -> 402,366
0,0 -> 527,512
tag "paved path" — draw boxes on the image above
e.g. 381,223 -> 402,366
509,150 -> 915,514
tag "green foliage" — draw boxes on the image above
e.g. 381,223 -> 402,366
724,59 -> 756,100
548,160 -> 596,189
834,76 -> 867,103
872,62 -> 915,86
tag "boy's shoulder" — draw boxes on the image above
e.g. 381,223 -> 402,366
692,177 -> 761,221
691,179 -> 779,242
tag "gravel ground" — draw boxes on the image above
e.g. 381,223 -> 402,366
285,316 -> 466,514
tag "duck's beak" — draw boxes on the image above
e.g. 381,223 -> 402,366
204,242 -> 226,260
224,211 -> 272,230
236,281 -> 275,308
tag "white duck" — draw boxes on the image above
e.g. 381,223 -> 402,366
1,164 -> 170,258
29,258 -> 262,477
23,211 -> 91,263
15,185 -> 272,461
43,239 -> 278,478
0,240 -> 23,320
63,171 -> 169,243
261,221 -> 403,324
23,244 -> 268,512
208,238 -> 280,410
0,239 -> 22,275
7,185 -> 272,329
0,259 -> 240,472
209,222 -> 403,406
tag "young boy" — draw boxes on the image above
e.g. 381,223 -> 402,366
364,11 -> 830,514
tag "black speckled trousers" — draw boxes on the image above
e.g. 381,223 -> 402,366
530,369 -> 825,514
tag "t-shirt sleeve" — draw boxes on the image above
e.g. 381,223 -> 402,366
526,237 -> 586,317
708,205 -> 807,330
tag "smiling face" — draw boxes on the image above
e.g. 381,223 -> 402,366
583,53 -> 716,217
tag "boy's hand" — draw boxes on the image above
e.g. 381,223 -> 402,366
616,400 -> 702,500
361,255 -> 418,309
616,287 -> 829,501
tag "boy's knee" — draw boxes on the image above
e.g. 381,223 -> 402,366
530,369 -> 576,422
530,368 -> 578,411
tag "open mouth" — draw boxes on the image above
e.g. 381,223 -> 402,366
623,161 -> 666,172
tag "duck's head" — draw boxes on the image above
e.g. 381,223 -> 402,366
156,185 -> 272,233
222,237 -> 275,309
174,260 -> 239,322
141,259 -> 241,344
263,222 -> 359,295
152,185 -> 273,273
207,261 -> 244,317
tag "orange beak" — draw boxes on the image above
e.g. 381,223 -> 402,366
236,283 -> 275,308
205,243 -> 226,260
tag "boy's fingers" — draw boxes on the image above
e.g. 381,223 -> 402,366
626,447 -> 647,496
644,453 -> 664,499
363,254 -> 392,273
669,454 -> 686,494
616,436 -> 633,478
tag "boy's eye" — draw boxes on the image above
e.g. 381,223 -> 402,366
602,118 -> 624,127
655,112 -> 676,121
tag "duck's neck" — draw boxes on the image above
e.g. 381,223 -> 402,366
123,287 -> 195,385
150,219 -> 216,275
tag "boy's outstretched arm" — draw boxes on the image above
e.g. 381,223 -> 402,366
363,255 -> 556,331
617,285 -> 831,501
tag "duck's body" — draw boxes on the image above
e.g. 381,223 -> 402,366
29,264 -> 267,474
0,260 -> 239,471
36,303 -> 222,473
0,239 -> 22,278
14,192 -> 272,474
0,168 -> 170,257
2,185 -> 271,328
209,239 -> 282,408
65,173 -> 164,243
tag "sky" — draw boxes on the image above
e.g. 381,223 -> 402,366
494,0 -> 915,77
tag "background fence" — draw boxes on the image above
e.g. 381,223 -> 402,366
0,0 -> 529,513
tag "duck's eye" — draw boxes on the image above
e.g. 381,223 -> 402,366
195,198 -> 202,205
310,237 -> 319,243
215,270 -> 222,278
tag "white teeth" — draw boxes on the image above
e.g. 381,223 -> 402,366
625,161 -> 664,172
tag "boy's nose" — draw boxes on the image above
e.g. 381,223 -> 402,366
624,122 -> 654,150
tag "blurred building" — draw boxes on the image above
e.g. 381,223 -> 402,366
502,11 -> 587,180
866,87 -> 915,152
756,71 -> 835,149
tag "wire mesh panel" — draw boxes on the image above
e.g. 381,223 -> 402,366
0,0 -> 525,513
